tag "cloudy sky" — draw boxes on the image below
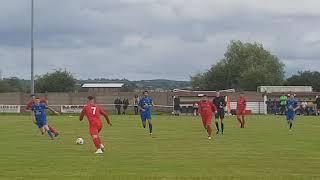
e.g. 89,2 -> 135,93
0,0 -> 319,80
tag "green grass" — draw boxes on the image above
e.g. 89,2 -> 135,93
0,114 -> 319,180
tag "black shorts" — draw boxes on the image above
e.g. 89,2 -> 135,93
215,109 -> 225,119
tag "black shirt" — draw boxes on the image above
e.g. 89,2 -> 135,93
213,96 -> 226,110
174,97 -> 181,107
316,97 -> 320,107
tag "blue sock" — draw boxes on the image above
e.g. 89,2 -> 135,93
47,130 -> 53,138
149,123 -> 153,133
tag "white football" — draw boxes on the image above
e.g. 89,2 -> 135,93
76,137 -> 84,145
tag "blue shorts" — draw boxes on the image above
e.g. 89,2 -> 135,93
36,118 -> 48,128
141,112 -> 152,122
286,112 -> 295,121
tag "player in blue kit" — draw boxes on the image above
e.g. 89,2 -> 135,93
31,97 -> 59,139
286,94 -> 299,131
138,91 -> 154,135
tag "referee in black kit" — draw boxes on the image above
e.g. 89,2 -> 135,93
213,92 -> 226,134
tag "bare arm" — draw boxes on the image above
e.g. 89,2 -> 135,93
79,108 -> 85,121
31,111 -> 37,124
100,108 -> 112,126
47,106 -> 59,115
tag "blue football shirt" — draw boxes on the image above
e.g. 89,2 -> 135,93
32,103 -> 48,121
139,97 -> 153,113
286,99 -> 297,113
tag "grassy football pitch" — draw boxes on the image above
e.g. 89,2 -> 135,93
0,114 -> 319,180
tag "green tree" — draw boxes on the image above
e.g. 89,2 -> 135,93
36,70 -> 76,92
0,80 -> 11,93
286,71 -> 320,91
0,77 -> 27,93
191,40 -> 285,90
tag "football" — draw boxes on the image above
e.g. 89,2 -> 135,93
76,137 -> 84,145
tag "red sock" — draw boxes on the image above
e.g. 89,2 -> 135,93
207,125 -> 212,137
93,137 -> 101,149
48,126 -> 58,135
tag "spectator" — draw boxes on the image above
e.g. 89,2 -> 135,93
122,98 -> 129,115
193,102 -> 199,116
316,95 -> 320,116
266,98 -> 272,114
173,96 -> 181,116
307,99 -> 314,116
114,97 -> 122,115
133,95 -> 139,115
272,99 -> 279,115
279,94 -> 288,115
300,99 -> 308,115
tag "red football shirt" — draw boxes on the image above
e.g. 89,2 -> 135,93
26,98 -> 48,110
198,101 -> 216,117
80,103 -> 110,127
237,96 -> 247,111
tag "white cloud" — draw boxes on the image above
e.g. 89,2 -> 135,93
0,0 -> 320,80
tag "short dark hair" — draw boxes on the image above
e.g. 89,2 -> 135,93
87,96 -> 94,100
202,94 -> 207,97
143,90 -> 148,94
35,97 -> 40,99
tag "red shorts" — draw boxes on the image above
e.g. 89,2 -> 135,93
89,123 -> 102,136
201,115 -> 212,126
237,109 -> 246,116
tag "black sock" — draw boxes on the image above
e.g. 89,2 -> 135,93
289,122 -> 292,129
149,124 -> 153,133
215,122 -> 219,131
221,123 -> 224,132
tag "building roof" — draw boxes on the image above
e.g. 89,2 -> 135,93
81,83 -> 124,88
257,86 -> 313,93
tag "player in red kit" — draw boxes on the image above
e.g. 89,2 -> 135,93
198,95 -> 217,140
25,94 -> 59,136
80,96 -> 112,154
237,92 -> 247,128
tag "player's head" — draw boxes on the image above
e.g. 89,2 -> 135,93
30,94 -> 36,100
290,94 -> 295,99
35,97 -> 40,104
216,92 -> 220,97
201,94 -> 208,101
239,92 -> 244,97
143,90 -> 149,97
135,95 -> 138,98
87,96 -> 94,103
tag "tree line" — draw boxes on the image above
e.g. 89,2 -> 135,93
0,71 -> 191,93
191,40 -> 320,91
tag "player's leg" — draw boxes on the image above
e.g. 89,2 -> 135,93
97,124 -> 105,152
206,117 -> 213,139
201,116 -> 207,130
220,110 -> 225,134
236,113 -> 242,128
241,115 -> 245,128
146,112 -> 153,135
90,127 -> 103,153
43,124 -> 54,139
214,113 -> 220,134
39,126 -> 45,135
147,119 -> 153,135
48,125 -> 59,137
287,113 -> 294,131
220,117 -> 224,134
141,113 -> 147,128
